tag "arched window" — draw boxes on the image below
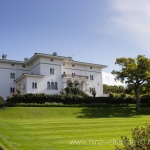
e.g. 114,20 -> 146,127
55,82 -> 57,89
10,73 -> 12,78
89,88 -> 91,93
10,87 -> 12,93
92,75 -> 94,80
92,88 -> 94,92
50,68 -> 54,74
13,73 -> 15,79
47,82 -> 50,89
51,82 -> 54,89
32,82 -> 34,88
35,82 -> 37,89
50,68 -> 52,74
12,88 -> 15,93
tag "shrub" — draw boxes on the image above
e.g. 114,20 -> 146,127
65,87 -> 89,97
6,93 -> 137,106
115,124 -> 150,150
0,96 -> 4,105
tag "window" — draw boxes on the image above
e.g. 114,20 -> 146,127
51,59 -> 53,62
72,64 -> 75,67
90,75 -> 91,80
35,82 -> 37,89
55,82 -> 57,89
47,82 -> 50,89
23,84 -> 25,90
63,63 -> 65,66
63,72 -> 65,74
32,82 -> 37,89
22,65 -> 25,68
32,82 -> 34,88
90,75 -> 94,80
47,82 -> 58,90
11,64 -> 14,66
50,68 -> 54,74
90,67 -> 92,69
10,73 -> 15,79
10,87 -> 12,93
13,73 -> 15,78
10,87 -> 15,93
51,82 -> 54,89
10,73 -> 12,78
89,88 -> 92,93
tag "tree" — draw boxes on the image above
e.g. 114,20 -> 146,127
103,84 -> 125,94
0,96 -> 4,105
112,55 -> 150,110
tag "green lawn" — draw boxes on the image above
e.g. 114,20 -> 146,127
0,107 -> 150,150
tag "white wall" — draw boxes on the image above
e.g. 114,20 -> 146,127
29,58 -> 40,75
0,56 -> 104,99
62,62 -> 103,96
39,57 -> 62,94
16,77 -> 27,94
0,62 -> 29,99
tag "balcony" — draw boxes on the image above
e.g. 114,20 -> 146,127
62,74 -> 88,80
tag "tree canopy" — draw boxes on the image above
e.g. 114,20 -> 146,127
112,55 -> 150,110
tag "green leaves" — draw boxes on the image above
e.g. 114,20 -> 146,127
112,55 -> 150,110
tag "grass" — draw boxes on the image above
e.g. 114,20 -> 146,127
0,106 -> 150,150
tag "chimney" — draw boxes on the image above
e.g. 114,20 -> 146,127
2,54 -> 7,59
24,58 -> 28,62
53,52 -> 57,56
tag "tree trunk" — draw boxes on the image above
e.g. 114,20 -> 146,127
134,88 -> 140,111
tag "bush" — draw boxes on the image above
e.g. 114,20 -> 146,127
65,87 -> 90,97
6,93 -> 138,106
115,124 -> 150,150
0,96 -> 4,105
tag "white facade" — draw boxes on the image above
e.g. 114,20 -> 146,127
0,53 -> 107,99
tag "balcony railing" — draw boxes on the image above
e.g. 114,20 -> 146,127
62,74 -> 88,80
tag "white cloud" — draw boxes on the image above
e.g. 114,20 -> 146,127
108,0 -> 150,51
102,72 -> 124,86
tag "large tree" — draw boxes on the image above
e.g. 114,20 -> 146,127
112,55 -> 150,110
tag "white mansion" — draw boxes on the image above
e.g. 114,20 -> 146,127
0,52 -> 107,99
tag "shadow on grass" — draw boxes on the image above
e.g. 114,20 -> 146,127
77,106 -> 150,118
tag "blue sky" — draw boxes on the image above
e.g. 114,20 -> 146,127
1,0 -> 150,85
